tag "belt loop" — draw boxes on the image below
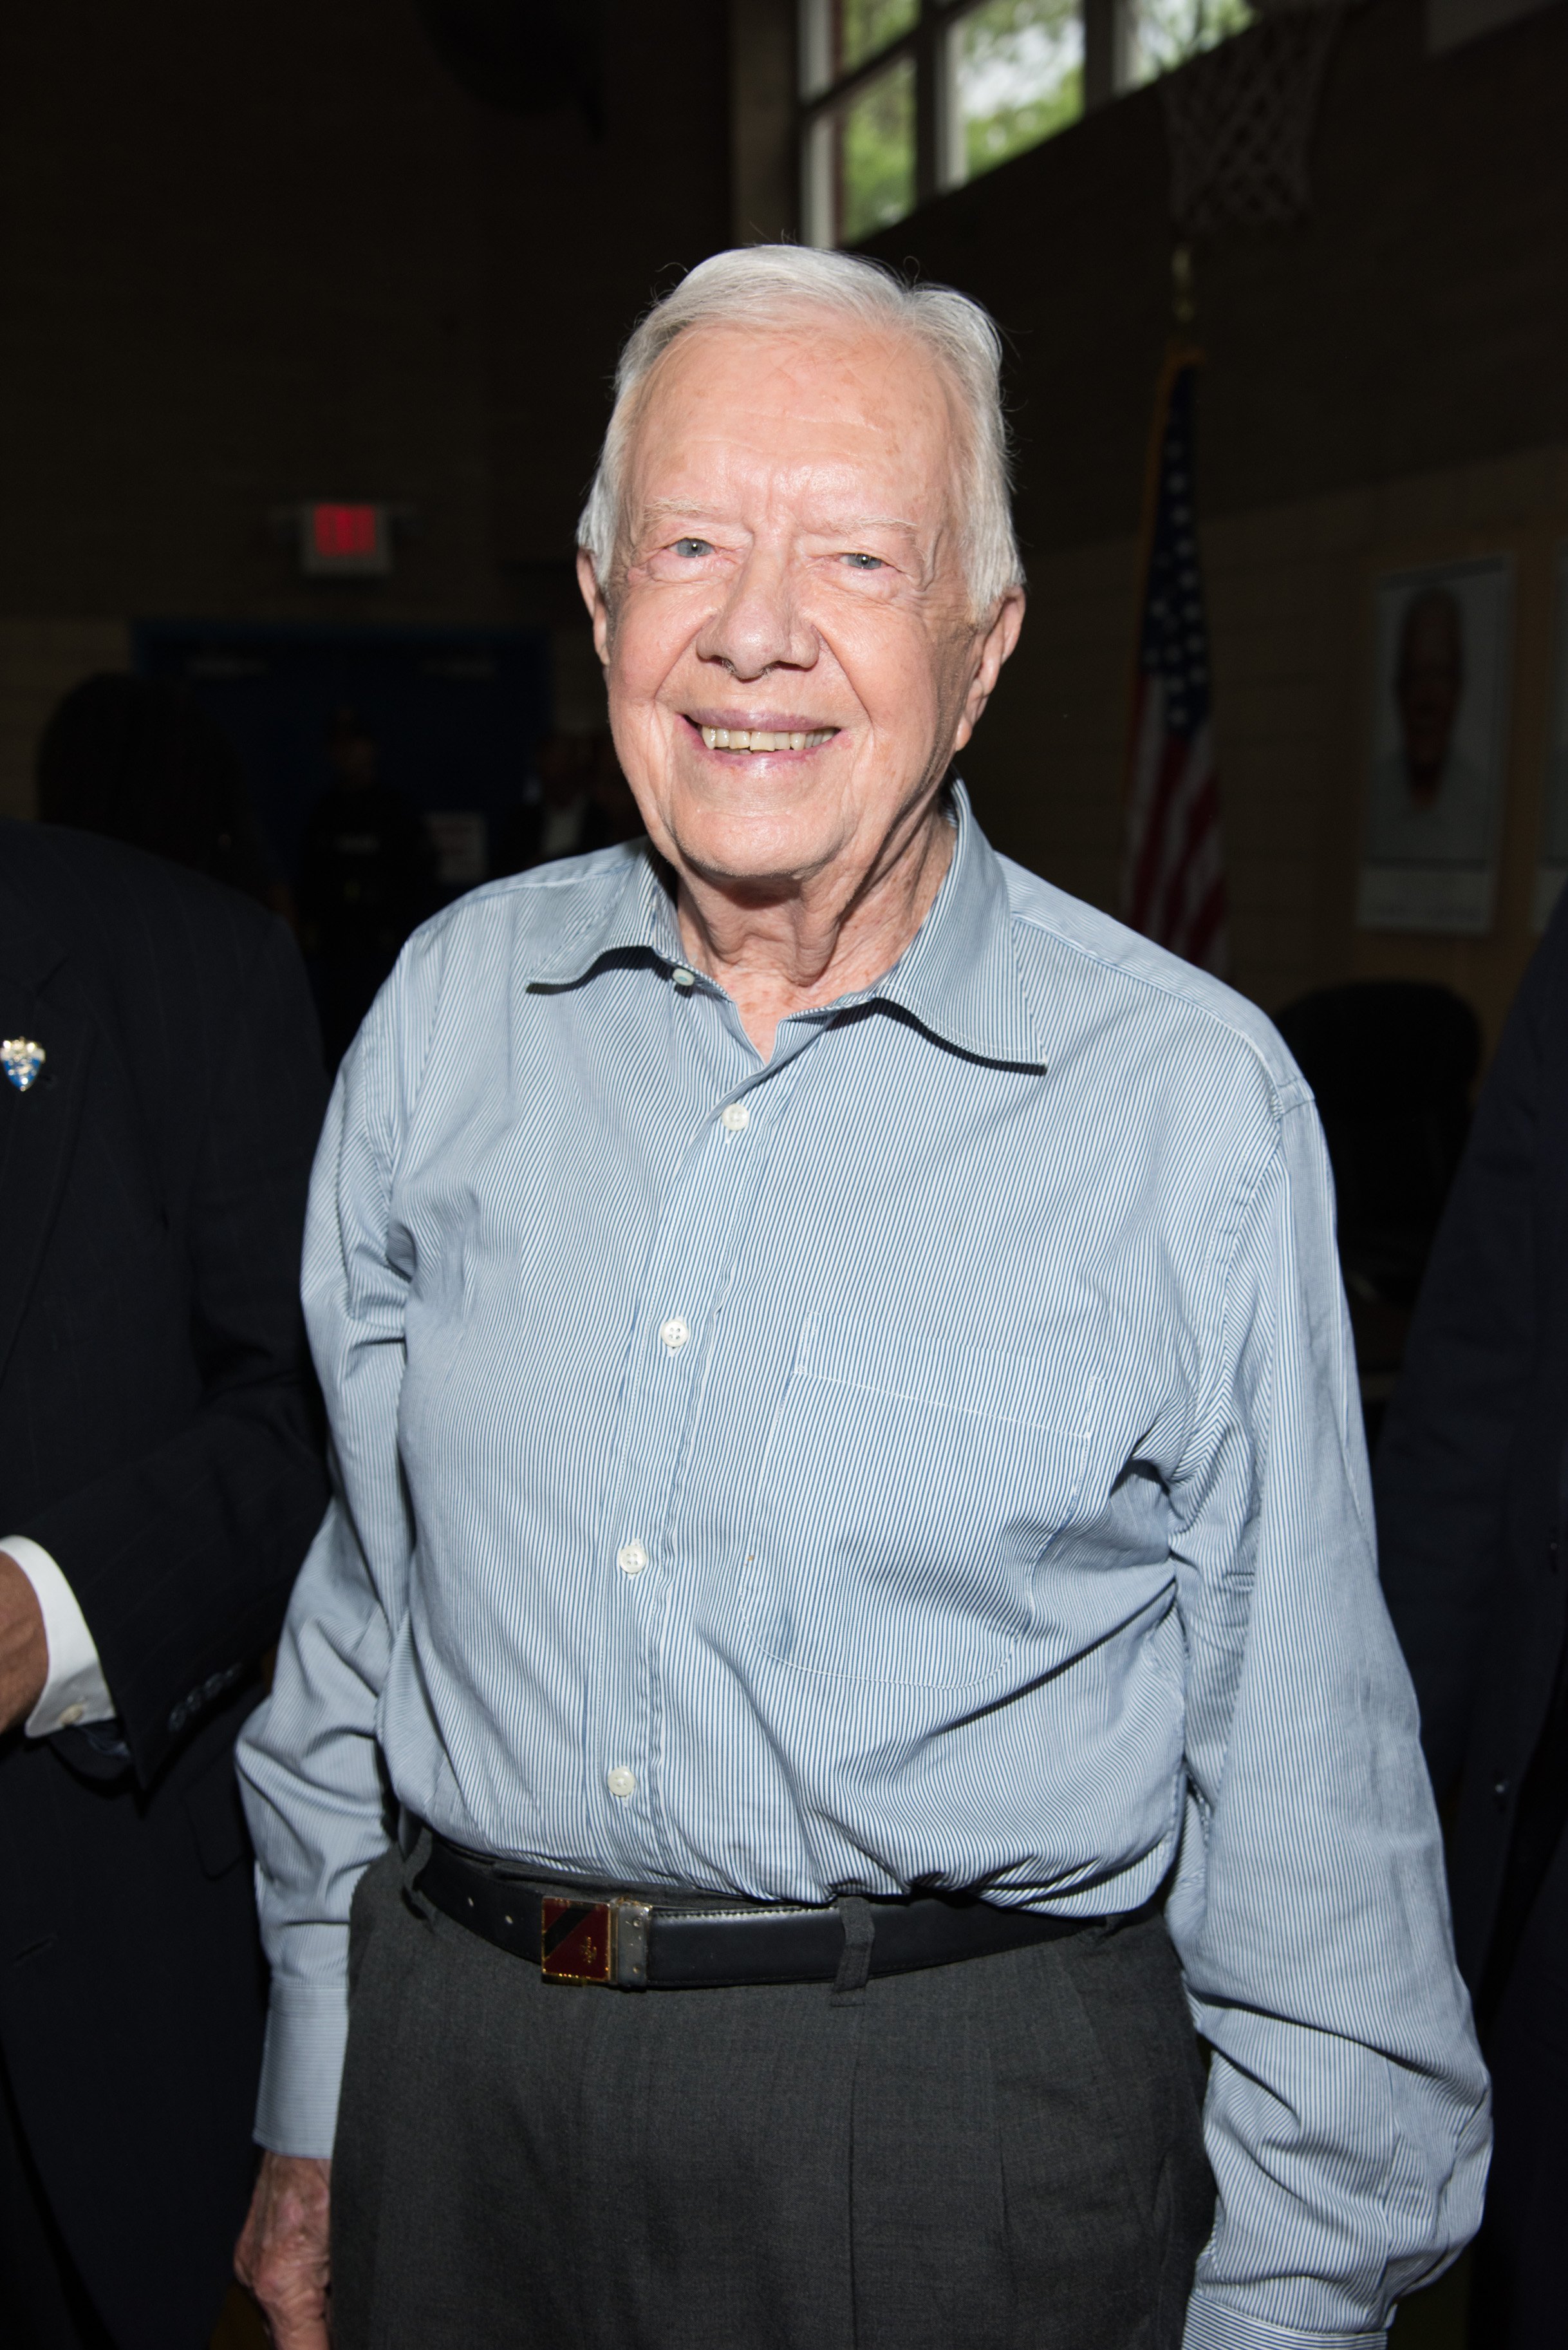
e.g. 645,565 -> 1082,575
401,1822 -> 436,1924
832,1895 -> 875,1998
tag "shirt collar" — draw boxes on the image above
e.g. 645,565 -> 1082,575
523,782 -> 1047,1073
871,784 -> 1047,1072
520,847 -> 686,990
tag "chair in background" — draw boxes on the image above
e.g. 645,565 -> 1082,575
1274,981 -> 1482,1442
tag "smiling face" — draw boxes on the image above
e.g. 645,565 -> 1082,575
578,317 -> 1022,901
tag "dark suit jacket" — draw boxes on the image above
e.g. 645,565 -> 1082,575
0,823 -> 329,2347
1375,889 -> 1568,2002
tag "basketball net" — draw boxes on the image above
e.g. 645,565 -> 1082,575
1160,0 -> 1345,235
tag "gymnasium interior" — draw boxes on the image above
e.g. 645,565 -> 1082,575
1,2 -> 1561,2342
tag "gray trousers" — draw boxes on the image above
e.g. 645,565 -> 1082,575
331,1845 -> 1214,2350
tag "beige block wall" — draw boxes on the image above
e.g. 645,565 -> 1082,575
0,621 -> 131,822
963,440 -> 1568,1052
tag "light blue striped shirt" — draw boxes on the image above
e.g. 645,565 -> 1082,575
239,787 -> 1487,2349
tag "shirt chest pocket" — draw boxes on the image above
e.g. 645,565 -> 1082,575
744,1312 -> 1101,1689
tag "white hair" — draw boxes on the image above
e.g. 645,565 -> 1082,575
577,245 -> 1023,617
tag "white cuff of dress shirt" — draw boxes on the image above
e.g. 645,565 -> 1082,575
253,1981 -> 351,2159
3,1534 -> 117,1737
1182,2297 -> 1386,2350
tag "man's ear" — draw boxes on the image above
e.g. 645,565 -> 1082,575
577,547 -> 611,668
951,587 -> 1025,756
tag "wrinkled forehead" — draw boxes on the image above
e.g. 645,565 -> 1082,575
621,318 -> 967,547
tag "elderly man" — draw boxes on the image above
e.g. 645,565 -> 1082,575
237,247 -> 1486,2350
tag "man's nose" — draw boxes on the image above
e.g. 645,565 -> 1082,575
695,549 -> 816,680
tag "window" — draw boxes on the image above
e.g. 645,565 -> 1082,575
1127,0 -> 1255,82
804,48 -> 919,246
800,0 -> 1256,247
945,0 -> 1085,189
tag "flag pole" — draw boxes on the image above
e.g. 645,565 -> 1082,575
1119,245 -> 1229,974
1123,247 -> 1204,819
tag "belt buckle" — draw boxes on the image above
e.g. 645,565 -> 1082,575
540,1896 -> 651,1988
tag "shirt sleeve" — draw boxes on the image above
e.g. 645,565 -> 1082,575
5,1534 -> 116,1736
1170,1092 -> 1490,2350
236,986 -> 415,2158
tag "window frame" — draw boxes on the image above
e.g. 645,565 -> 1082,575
797,0 -> 1148,248
799,3 -> 941,249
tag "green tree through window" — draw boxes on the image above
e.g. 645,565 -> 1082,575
951,0 -> 1084,183
839,55 -> 918,243
1132,0 -> 1255,82
799,0 -> 1259,245
839,0 -> 919,75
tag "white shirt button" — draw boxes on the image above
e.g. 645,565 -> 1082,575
672,966 -> 696,990
617,1540 -> 648,1576
659,1316 -> 690,1351
607,1766 -> 637,1798
57,1702 -> 86,1728
721,1102 -> 750,1133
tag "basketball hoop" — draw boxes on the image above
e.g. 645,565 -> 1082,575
1160,0 -> 1345,235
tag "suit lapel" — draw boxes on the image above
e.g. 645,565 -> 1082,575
0,919 -> 95,1389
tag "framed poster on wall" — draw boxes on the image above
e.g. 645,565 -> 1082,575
1356,556 -> 1513,935
1533,545 -> 1568,932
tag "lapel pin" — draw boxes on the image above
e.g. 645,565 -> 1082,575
1,1039 -> 46,1093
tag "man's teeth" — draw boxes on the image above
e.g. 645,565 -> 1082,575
699,726 -> 835,752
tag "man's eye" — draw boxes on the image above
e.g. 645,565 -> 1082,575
673,537 -> 713,558
842,552 -> 884,571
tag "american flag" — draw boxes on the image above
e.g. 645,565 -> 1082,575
1122,350 -> 1228,975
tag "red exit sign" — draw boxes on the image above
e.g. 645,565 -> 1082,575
300,503 -> 390,576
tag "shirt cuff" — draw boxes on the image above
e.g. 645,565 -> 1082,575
4,1535 -> 116,1737
254,1980 -> 351,2159
1183,2300 -> 1385,2350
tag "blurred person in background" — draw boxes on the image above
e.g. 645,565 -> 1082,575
0,807 -> 329,2344
297,708 -> 431,1067
37,672 -> 280,914
494,726 -> 642,874
586,726 -> 645,849
1376,885 -> 1568,2348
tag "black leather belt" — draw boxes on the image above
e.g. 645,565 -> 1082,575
416,1832 -> 1108,1991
